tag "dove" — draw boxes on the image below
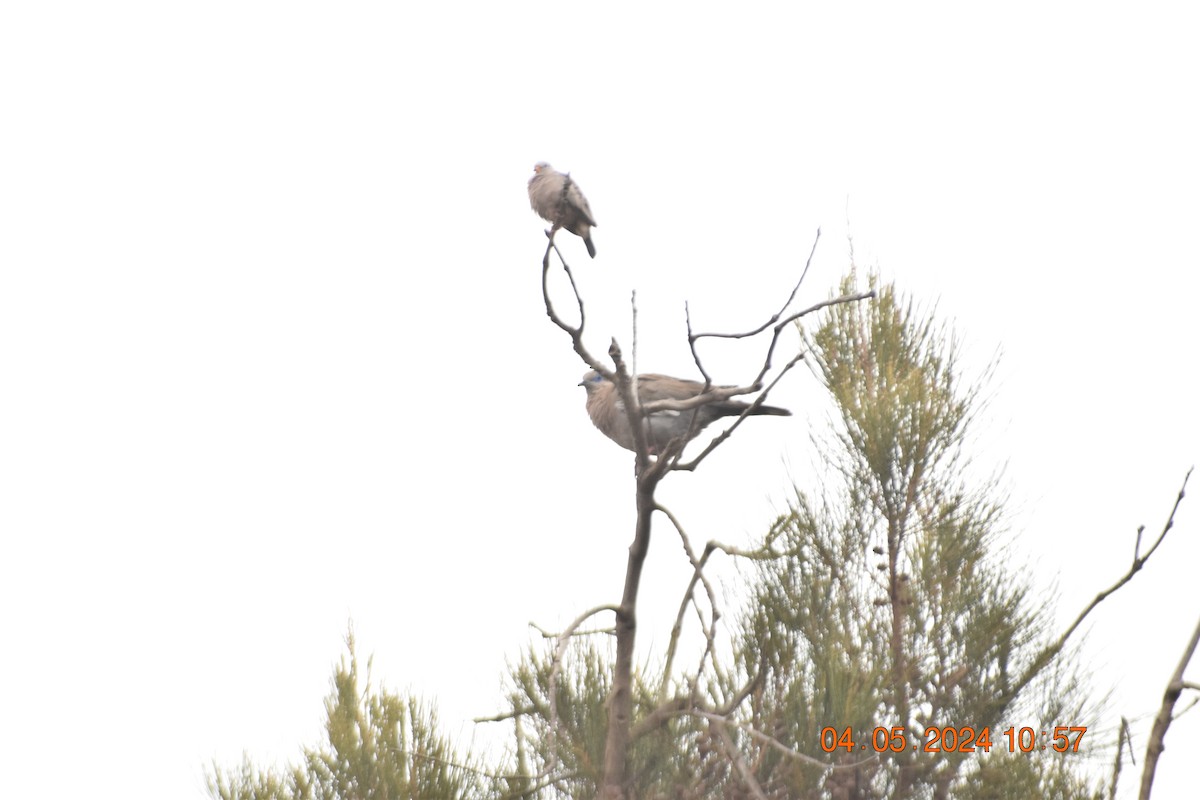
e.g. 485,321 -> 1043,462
528,162 -> 597,258
579,371 -> 790,452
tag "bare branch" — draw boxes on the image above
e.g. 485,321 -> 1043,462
693,710 -> 878,771
597,396 -> 662,799
495,770 -> 586,800
381,744 -> 530,782
630,695 -> 690,741
1173,694 -> 1200,720
711,661 -> 764,717
744,288 -> 875,408
1132,466 -> 1191,563
1056,468 -> 1191,654
673,351 -> 806,472
1140,610 -> 1200,800
637,384 -> 763,415
773,289 -> 878,333
606,340 -> 656,473
687,228 -> 822,342
473,706 -> 537,724
529,621 -> 615,639
547,604 -> 620,778
705,538 -> 780,560
1123,716 -> 1136,765
542,228 -> 870,799
712,717 -> 770,800
631,290 -> 638,390
690,594 -> 717,696
658,504 -> 720,701
685,301 -> 714,388
663,288 -> 874,473
540,238 -> 608,375
992,467 -> 1196,719
1108,716 -> 1133,800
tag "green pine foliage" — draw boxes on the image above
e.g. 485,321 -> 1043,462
206,633 -> 491,800
496,640 -> 704,799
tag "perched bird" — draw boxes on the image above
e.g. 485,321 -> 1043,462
528,162 -> 597,258
579,370 -> 790,453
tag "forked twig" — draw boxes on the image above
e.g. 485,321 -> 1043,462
1057,468 -> 1191,652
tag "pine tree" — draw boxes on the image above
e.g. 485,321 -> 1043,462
706,273 -> 1103,798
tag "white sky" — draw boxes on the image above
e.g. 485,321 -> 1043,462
2,2 -> 1198,798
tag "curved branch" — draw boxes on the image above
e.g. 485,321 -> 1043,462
658,505 -> 720,702
673,351 -> 806,472
712,719 -> 769,800
996,469 -> 1192,724
547,604 -> 620,778
687,228 -> 822,343
664,288 -> 875,472
693,709 -> 879,771
540,239 -> 607,375
1052,468 -> 1191,666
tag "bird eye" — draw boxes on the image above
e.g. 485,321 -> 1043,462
592,374 -> 604,382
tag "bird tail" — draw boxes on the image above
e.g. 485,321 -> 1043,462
714,402 -> 791,418
750,404 -> 791,417
584,235 -> 596,258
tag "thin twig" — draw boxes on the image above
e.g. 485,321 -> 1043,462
496,769 -> 586,800
631,290 -> 638,400
685,301 -> 714,388
988,469 -> 1193,754
381,744 -> 527,781
473,706 -> 537,724
540,238 -> 607,375
1172,695 -> 1199,720
529,622 -> 615,639
658,504 -> 721,701
637,289 -> 872,447
1123,716 -> 1136,765
712,655 -> 766,717
606,340 -> 656,473
690,594 -> 717,696
547,604 -> 620,778
687,228 -> 822,342
674,351 -> 807,472
1108,716 -> 1131,800
693,710 -> 878,771
712,717 -> 769,800
1057,468 -> 1191,652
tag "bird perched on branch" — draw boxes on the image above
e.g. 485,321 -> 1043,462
528,162 -> 597,258
579,370 -> 790,453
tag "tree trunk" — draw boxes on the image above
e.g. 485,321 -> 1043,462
597,471 -> 659,799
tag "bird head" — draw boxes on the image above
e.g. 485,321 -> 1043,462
533,161 -> 551,175
578,370 -> 608,395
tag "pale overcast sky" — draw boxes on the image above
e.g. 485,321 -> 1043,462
2,3 -> 1198,799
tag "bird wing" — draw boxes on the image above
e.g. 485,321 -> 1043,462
636,374 -> 707,403
567,182 -> 597,226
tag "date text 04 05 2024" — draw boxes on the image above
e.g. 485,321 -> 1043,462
820,726 -> 1087,754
